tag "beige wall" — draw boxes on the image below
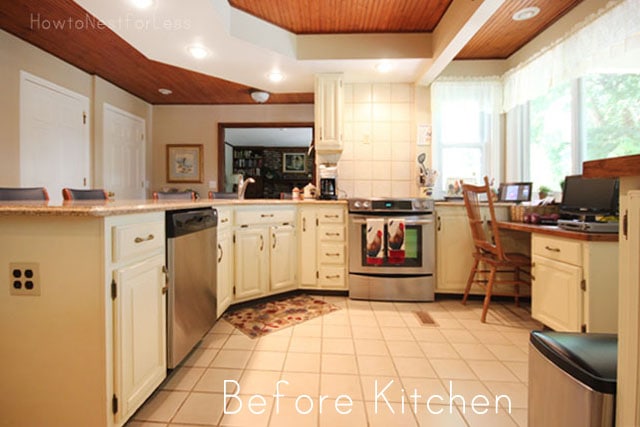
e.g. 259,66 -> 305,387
152,104 -> 314,197
0,29 -> 152,191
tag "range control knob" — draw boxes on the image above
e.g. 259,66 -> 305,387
363,201 -> 370,209
353,201 -> 361,209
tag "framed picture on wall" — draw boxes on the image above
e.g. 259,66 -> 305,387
166,144 -> 203,183
283,152 -> 306,173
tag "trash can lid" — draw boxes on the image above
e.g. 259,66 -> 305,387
530,331 -> 617,394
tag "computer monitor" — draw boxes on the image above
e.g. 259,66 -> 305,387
560,175 -> 619,219
498,182 -> 532,202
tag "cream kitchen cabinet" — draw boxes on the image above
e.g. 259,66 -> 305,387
109,213 -> 167,425
435,204 -> 512,294
314,73 -> 343,153
216,207 -> 234,317
233,206 -> 297,302
299,204 -> 348,290
531,234 -> 618,333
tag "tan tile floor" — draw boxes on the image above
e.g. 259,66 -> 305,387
127,296 -> 541,427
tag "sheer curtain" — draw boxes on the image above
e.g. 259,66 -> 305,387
432,78 -> 503,193
503,0 -> 640,112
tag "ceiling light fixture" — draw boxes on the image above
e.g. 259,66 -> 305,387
187,45 -> 209,59
131,0 -> 154,9
512,6 -> 540,21
268,72 -> 284,82
375,61 -> 393,73
250,90 -> 270,104
158,88 -> 173,95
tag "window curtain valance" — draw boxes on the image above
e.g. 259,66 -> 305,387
503,0 -> 640,112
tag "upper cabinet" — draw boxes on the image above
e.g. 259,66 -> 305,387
314,73 -> 343,153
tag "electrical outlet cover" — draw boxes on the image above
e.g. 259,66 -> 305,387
9,262 -> 41,296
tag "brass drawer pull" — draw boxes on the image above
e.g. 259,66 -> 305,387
325,232 -> 340,237
325,253 -> 341,257
261,214 -> 274,218
544,246 -> 561,252
220,218 -> 229,223
218,243 -> 223,263
134,234 -> 154,243
325,274 -> 341,279
324,214 -> 339,219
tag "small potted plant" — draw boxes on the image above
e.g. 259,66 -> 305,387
538,185 -> 551,200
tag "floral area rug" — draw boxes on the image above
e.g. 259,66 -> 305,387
223,294 -> 340,338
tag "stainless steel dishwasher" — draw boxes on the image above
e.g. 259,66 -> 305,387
166,207 -> 217,369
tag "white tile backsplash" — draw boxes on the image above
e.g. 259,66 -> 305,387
339,83 -> 418,198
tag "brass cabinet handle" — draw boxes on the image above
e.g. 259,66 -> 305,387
325,274 -> 340,279
261,214 -> 274,218
324,214 -> 339,219
437,216 -> 441,231
134,234 -> 154,243
544,246 -> 561,252
325,232 -> 340,237
325,253 -> 340,257
531,261 -> 536,281
303,217 -> 306,232
218,243 -> 223,263
162,286 -> 168,295
220,218 -> 229,223
259,234 -> 264,251
272,233 -> 277,249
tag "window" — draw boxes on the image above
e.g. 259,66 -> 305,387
432,80 -> 502,193
524,73 -> 640,193
582,74 -> 640,161
528,82 -> 572,192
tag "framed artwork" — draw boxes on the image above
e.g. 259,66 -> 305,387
445,177 -> 475,199
166,144 -> 203,183
282,152 -> 306,173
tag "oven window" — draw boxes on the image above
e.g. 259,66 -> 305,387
359,223 -> 423,268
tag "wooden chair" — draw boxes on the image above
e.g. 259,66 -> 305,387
152,191 -> 196,200
0,187 -> 49,201
461,176 -> 531,322
62,188 -> 108,201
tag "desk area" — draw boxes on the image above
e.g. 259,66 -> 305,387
497,220 -> 619,333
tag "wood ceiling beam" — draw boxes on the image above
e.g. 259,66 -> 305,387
417,0 -> 505,85
297,33 -> 433,60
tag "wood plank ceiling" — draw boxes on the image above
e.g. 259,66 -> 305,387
0,0 -> 585,104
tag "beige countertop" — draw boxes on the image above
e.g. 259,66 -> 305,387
0,198 -> 347,217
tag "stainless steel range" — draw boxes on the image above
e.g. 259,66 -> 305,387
348,198 -> 435,301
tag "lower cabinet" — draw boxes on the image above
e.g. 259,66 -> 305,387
531,234 -> 618,332
233,206 -> 297,302
112,253 -> 166,422
216,226 -> 234,317
435,203 -> 512,294
298,205 -> 347,290
108,212 -> 168,425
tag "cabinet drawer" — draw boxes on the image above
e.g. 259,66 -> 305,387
217,208 -> 233,229
113,221 -> 164,262
317,209 -> 344,224
318,225 -> 345,241
317,266 -> 345,287
319,243 -> 345,264
533,235 -> 582,266
235,208 -> 295,226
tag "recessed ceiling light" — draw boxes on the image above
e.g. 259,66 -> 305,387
375,61 -> 393,73
158,88 -> 172,95
512,6 -> 540,21
268,72 -> 284,82
131,0 -> 153,9
187,45 -> 209,59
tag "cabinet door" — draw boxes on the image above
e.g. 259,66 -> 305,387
234,227 -> 268,300
436,209 -> 476,293
113,254 -> 166,422
532,255 -> 583,332
299,208 -> 317,287
314,74 -> 343,151
270,225 -> 297,291
217,228 -> 234,317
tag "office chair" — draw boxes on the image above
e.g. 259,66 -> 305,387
461,176 -> 531,322
0,187 -> 50,201
62,188 -> 108,201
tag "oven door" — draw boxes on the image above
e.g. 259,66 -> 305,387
348,213 -> 435,275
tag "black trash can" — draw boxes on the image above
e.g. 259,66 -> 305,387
529,331 -> 617,427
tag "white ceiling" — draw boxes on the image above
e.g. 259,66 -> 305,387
225,127 -> 313,147
73,0 -> 504,93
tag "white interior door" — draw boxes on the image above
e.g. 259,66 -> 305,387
20,72 -> 90,203
103,104 -> 146,200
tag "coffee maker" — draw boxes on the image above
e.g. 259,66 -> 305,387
319,164 -> 338,200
